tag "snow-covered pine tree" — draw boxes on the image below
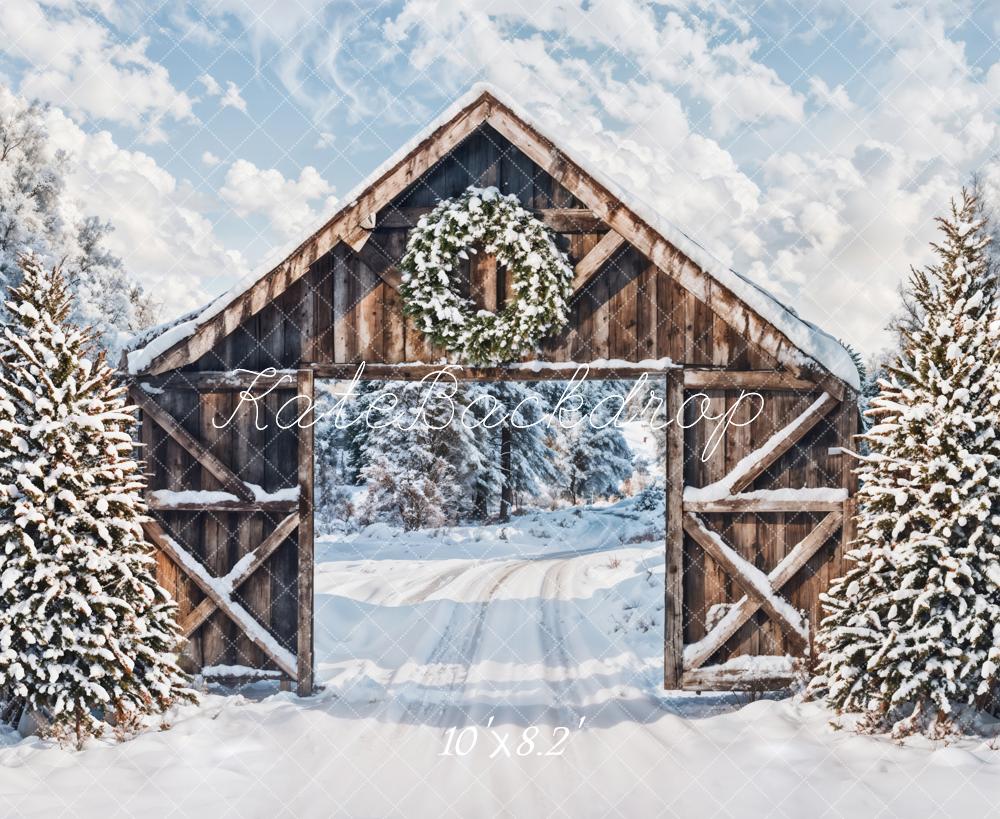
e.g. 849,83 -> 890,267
0,256 -> 193,746
565,381 -> 634,504
358,380 -> 469,530
463,382 -> 564,516
459,382 -> 505,518
312,380 -> 365,534
812,189 -> 1000,736
334,378 -> 381,486
502,382 -> 566,507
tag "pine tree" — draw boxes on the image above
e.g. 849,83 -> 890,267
812,190 -> 1000,736
0,256 -> 193,746
500,382 -> 565,505
460,382 -> 562,517
460,382 -> 505,518
312,379 -> 363,534
565,382 -> 634,503
358,380 -> 466,530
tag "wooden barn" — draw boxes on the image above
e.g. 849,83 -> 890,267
123,85 -> 860,695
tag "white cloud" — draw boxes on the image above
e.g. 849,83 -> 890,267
198,74 -> 247,113
201,151 -> 222,167
42,103 -> 244,318
808,78 -> 855,113
198,73 -> 222,96
383,3 -> 805,136
219,81 -> 248,113
220,160 -> 336,239
315,131 -> 335,149
1,0 -> 193,141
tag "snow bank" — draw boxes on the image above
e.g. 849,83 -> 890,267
125,85 -> 859,389
699,653 -> 798,675
506,357 -> 677,372
246,484 -> 299,503
149,486 -> 298,505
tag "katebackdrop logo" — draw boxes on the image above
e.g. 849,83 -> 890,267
213,364 -> 765,463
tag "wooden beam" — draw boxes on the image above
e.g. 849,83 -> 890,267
149,498 -> 297,513
353,237 -> 402,290
131,388 -> 255,501
683,497 -> 845,514
683,511 -> 842,670
310,362 -> 677,382
683,369 -> 819,392
138,364 -> 680,390
296,369 -> 316,697
664,369 -> 685,688
727,392 -> 840,495
143,521 -> 297,677
571,230 -> 627,295
682,513 -> 806,649
135,370 -> 297,393
372,206 -> 608,234
682,663 -> 798,691
181,512 -> 300,636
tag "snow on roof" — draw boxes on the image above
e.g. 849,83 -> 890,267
126,83 -> 860,389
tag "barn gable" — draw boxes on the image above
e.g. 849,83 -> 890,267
126,85 -> 858,397
126,86 -> 860,695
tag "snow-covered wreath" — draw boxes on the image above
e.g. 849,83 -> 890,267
399,186 -> 574,364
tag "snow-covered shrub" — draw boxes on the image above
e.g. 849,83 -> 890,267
632,484 -> 664,512
315,484 -> 358,535
0,256 -> 193,747
360,454 -> 456,531
811,189 -> 1000,737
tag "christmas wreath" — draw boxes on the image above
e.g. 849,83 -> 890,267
398,186 -> 574,364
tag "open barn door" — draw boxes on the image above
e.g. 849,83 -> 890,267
130,369 -> 316,694
665,369 -> 857,690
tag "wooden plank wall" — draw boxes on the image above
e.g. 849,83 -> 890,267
151,122 -> 857,677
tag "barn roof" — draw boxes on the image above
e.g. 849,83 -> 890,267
125,84 -> 860,390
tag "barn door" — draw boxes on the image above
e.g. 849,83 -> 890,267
130,369 -> 315,694
664,368 -> 856,690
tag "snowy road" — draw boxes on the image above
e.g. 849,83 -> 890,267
3,504 -> 1000,817
312,529 -> 666,727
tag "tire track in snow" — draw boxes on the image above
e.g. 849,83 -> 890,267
397,558 -> 533,723
539,557 -> 578,713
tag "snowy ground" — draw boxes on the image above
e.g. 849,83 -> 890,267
3,501 -> 1000,817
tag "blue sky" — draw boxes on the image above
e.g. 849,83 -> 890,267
2,0 -> 999,353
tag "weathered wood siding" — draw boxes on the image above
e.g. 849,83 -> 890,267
182,126 -> 779,373
681,389 -> 849,661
